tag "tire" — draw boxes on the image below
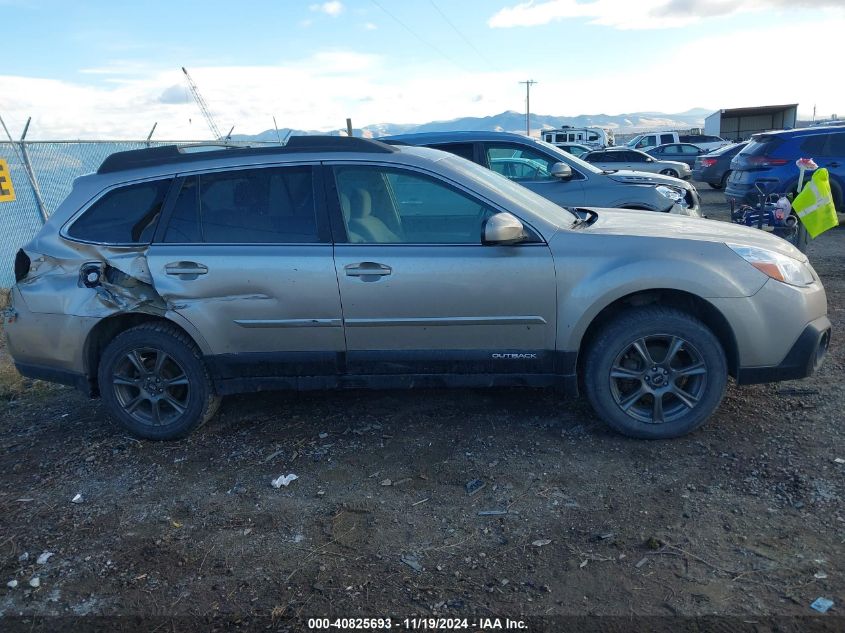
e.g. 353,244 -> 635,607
708,172 -> 729,190
98,322 -> 220,440
584,307 -> 727,439
659,168 -> 679,178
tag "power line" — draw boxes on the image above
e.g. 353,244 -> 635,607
427,0 -> 496,71
370,0 -> 471,73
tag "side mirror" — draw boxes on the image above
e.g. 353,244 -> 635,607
550,162 -> 573,180
482,212 -> 526,245
646,157 -> 654,162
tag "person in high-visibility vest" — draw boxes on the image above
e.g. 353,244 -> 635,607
792,167 -> 839,238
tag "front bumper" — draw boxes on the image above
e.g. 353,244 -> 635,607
736,316 -> 831,384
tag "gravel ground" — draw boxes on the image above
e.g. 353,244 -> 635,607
0,185 -> 843,630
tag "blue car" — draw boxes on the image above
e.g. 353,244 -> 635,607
725,126 -> 845,208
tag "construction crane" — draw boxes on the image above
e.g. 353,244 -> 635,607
181,66 -> 227,141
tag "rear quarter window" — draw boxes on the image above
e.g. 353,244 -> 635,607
67,179 -> 171,244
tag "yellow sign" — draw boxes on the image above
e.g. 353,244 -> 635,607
0,159 -> 15,202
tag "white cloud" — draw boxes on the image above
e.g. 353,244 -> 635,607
1,18 -> 840,141
489,0 -> 844,30
310,1 -> 343,17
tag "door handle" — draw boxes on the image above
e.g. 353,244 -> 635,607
165,261 -> 208,276
345,262 -> 392,277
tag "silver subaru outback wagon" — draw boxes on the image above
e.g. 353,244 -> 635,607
3,137 -> 831,440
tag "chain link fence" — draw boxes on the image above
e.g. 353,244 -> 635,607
0,139 -> 277,288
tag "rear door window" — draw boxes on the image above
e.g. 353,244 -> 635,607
827,132 -> 845,156
68,179 -> 172,244
660,133 -> 675,144
162,166 -> 321,244
799,135 -> 827,155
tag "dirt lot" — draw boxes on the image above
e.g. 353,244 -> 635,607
0,186 -> 843,629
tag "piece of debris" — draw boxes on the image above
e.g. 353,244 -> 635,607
596,532 -> 615,541
316,490 -> 326,497
635,557 -> 649,568
392,477 -> 412,486
271,474 -> 299,488
29,577 -> 40,588
18,552 -> 29,562
834,458 -> 845,465
411,498 -> 429,506
7,580 -> 18,589
263,448 -> 285,463
478,510 -> 512,516
318,432 -> 328,439
579,559 -> 588,568
532,539 -> 552,547
465,479 -> 486,496
71,493 -> 83,504
401,554 -> 423,572
810,597 -> 834,613
36,552 -> 54,565
815,571 -> 828,579
380,478 -> 392,487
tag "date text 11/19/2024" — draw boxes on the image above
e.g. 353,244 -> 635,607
307,618 -> 528,630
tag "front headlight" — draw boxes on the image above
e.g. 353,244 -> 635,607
656,185 -> 683,202
726,243 -> 815,286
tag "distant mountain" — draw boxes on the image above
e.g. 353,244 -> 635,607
232,108 -> 714,143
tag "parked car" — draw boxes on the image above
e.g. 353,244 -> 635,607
5,137 -> 829,440
627,132 -> 727,152
679,134 -> 730,151
725,126 -> 845,207
583,147 -> 691,180
384,132 -> 700,216
647,143 -> 707,168
692,142 -> 748,190
627,131 -> 681,151
554,143 -> 592,158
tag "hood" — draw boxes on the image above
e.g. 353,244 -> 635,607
580,208 -> 808,261
605,170 -> 691,188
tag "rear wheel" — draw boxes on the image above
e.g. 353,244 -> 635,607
584,307 -> 727,439
98,323 -> 220,440
660,168 -> 679,178
709,171 -> 730,190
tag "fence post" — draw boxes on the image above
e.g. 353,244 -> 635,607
18,119 -> 49,224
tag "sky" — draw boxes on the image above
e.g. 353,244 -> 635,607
2,0 -> 844,140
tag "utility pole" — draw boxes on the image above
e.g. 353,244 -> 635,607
519,79 -> 537,136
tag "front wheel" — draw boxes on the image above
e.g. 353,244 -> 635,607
659,168 -> 679,178
584,307 -> 727,439
98,323 -> 220,440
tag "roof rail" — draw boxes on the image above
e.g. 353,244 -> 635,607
97,135 -> 396,174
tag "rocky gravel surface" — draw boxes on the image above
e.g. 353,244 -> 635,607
0,186 -> 842,630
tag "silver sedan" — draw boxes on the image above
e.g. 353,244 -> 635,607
584,147 -> 692,179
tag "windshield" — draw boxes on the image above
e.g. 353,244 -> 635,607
431,151 -> 578,224
529,137 -> 605,174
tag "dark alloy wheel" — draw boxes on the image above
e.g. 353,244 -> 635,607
608,334 -> 707,425
98,323 -> 220,440
584,306 -> 727,439
112,348 -> 191,427
660,168 -> 679,178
